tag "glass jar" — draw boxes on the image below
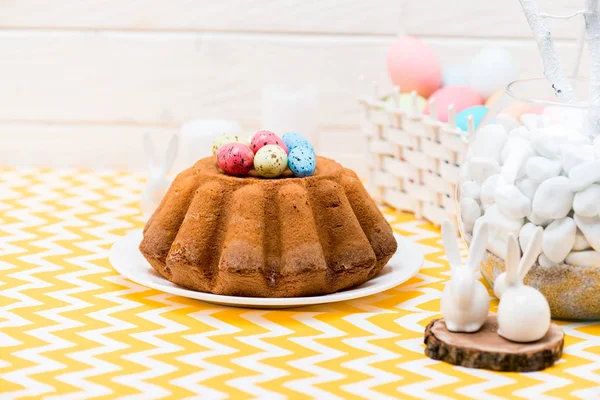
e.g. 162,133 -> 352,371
458,78 -> 600,320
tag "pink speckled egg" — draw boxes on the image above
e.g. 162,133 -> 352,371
423,86 -> 484,122
387,36 -> 442,98
217,142 -> 254,176
250,130 -> 288,154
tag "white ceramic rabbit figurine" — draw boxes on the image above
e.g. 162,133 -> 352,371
141,132 -> 179,216
497,230 -> 551,343
440,220 -> 491,333
493,226 -> 544,299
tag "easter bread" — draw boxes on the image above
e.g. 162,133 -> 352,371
139,156 -> 397,297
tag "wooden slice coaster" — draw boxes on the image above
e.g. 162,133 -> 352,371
424,315 -> 564,372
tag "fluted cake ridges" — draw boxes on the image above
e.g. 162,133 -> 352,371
140,156 -> 398,297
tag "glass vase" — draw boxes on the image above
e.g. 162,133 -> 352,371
458,77 -> 599,320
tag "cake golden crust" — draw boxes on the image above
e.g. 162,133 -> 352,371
139,156 -> 398,297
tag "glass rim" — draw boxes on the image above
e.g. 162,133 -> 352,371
505,77 -> 589,109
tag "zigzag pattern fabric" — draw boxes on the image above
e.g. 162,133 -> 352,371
1,166 -> 599,399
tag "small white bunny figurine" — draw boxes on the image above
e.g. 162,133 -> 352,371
440,220 -> 491,333
141,132 -> 179,216
493,226 -> 544,299
497,230 -> 551,343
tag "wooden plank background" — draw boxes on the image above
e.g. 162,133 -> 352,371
0,0 -> 586,175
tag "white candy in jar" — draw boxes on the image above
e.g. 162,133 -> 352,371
516,177 -> 539,199
569,160 -> 600,192
565,250 -> 600,267
461,181 -> 481,200
469,124 -> 508,162
460,197 -> 481,234
470,157 -> 500,184
561,144 -> 594,173
460,112 -> 600,268
494,184 -> 531,219
519,222 -> 538,250
542,217 -> 576,264
501,137 -> 533,183
574,215 -> 600,252
573,184 -> 600,217
531,176 -> 573,219
480,174 -> 507,206
573,229 -> 591,251
525,156 -> 562,182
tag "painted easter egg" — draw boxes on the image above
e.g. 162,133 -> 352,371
288,146 -> 316,177
254,145 -> 288,178
212,133 -> 242,156
384,93 -> 427,113
250,130 -> 288,154
216,142 -> 254,176
442,63 -> 469,87
455,105 -> 488,131
424,86 -> 483,122
387,36 -> 442,98
282,132 -> 313,153
468,47 -> 517,99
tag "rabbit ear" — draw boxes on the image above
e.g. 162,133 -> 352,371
505,233 -> 521,286
162,134 -> 179,174
519,226 -> 543,280
143,132 -> 157,168
466,221 -> 488,271
442,220 -> 462,270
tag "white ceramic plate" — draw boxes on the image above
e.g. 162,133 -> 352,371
109,230 -> 423,308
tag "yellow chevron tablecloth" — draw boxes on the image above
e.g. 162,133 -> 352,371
1,166 -> 600,400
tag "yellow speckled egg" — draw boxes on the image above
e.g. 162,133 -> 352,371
212,133 -> 242,156
254,144 -> 288,178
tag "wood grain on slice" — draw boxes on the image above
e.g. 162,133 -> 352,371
424,315 -> 564,372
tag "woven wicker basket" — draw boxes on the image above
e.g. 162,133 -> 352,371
359,86 -> 475,226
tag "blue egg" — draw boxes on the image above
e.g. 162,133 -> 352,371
288,146 -> 316,177
456,105 -> 488,131
282,132 -> 313,153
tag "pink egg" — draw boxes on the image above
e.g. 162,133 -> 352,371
217,142 -> 254,176
387,36 -> 442,98
423,86 -> 484,122
250,130 -> 288,154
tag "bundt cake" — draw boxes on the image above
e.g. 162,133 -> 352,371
139,156 -> 398,297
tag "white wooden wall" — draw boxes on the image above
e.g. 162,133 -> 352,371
0,0 -> 586,175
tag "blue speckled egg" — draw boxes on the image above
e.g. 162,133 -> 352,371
282,132 -> 313,153
288,146 -> 316,177
456,105 -> 488,131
